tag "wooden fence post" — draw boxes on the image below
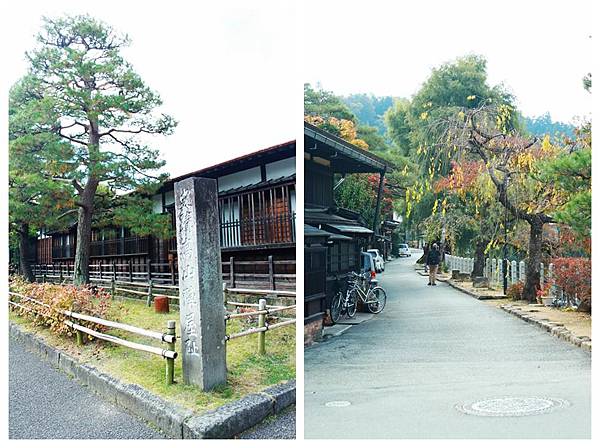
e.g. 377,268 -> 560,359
99,262 -> 103,280
166,320 -> 176,385
230,256 -> 235,288
129,259 -> 133,282
268,255 -> 275,291
147,259 -> 152,282
76,327 -> 84,346
59,263 -> 64,283
257,298 -> 266,355
112,260 -> 117,281
169,259 -> 176,285
147,281 -> 153,307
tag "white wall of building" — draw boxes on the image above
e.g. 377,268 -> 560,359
218,166 -> 262,192
265,157 -> 295,180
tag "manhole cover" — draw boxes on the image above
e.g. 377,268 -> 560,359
456,397 -> 569,417
325,400 -> 351,407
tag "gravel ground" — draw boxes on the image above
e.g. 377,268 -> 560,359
9,337 -> 164,439
239,405 -> 296,439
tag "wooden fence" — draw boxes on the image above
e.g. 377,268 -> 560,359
31,256 -> 296,291
224,297 -> 296,355
8,291 -> 178,385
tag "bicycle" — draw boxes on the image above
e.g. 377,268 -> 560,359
330,271 -> 387,323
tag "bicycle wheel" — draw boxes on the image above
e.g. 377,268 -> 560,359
346,290 -> 358,318
330,292 -> 342,323
367,287 -> 387,314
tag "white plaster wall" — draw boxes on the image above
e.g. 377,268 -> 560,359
265,157 -> 295,180
151,194 -> 163,213
218,166 -> 261,192
164,190 -> 174,207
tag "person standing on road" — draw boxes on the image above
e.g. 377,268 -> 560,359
426,243 -> 441,286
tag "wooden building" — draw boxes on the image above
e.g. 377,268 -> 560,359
304,122 -> 390,344
36,140 -> 296,290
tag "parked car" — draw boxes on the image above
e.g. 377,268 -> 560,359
367,248 -> 384,273
360,251 -> 377,279
398,243 -> 411,257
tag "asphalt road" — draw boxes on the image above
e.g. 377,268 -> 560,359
9,337 -> 164,439
304,252 -> 591,438
240,405 -> 296,439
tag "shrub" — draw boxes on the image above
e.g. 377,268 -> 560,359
551,257 -> 591,311
506,281 -> 524,300
9,276 -> 113,337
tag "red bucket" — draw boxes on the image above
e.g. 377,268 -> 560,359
154,295 -> 169,314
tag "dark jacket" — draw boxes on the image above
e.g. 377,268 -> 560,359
426,248 -> 441,266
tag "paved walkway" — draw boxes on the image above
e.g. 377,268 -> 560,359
304,253 -> 591,438
9,337 -> 163,439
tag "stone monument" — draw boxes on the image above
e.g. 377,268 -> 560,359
174,177 -> 227,390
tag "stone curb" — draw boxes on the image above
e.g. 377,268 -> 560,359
9,322 -> 295,439
441,278 -> 506,300
498,304 -> 592,353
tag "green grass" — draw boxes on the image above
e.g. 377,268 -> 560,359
9,298 -> 295,414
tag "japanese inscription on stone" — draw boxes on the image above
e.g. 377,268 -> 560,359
174,177 -> 227,390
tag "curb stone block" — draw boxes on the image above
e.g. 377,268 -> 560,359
58,352 -> 80,378
183,393 -> 273,439
114,382 -> 192,438
262,380 -> 296,413
570,336 -> 582,347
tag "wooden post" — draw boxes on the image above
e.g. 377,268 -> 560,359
229,256 -> 235,288
76,328 -> 84,346
112,260 -> 117,281
169,258 -> 176,285
59,263 -> 64,283
147,259 -> 152,282
147,281 -> 153,307
99,262 -> 103,280
257,298 -> 266,355
42,273 -> 46,284
128,259 -> 133,282
166,320 -> 176,385
268,255 -> 275,291
111,278 -> 116,300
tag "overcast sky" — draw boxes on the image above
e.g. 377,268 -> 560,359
3,0 -> 592,181
304,0 -> 592,125
4,0 -> 298,178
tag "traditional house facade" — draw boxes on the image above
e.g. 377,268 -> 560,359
36,140 -> 296,290
304,122 -> 390,345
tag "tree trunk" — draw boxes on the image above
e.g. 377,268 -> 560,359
472,239 -> 486,278
18,223 -> 35,282
73,179 -> 99,286
522,217 -> 544,302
